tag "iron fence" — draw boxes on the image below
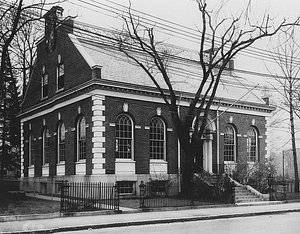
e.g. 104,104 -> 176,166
139,181 -> 195,208
271,181 -> 300,201
60,181 -> 119,213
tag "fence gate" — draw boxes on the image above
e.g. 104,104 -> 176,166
60,181 -> 119,213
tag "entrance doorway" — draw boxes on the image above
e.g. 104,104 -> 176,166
192,115 -> 216,174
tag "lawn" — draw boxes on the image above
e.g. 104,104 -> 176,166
0,196 -> 60,216
0,195 -> 221,216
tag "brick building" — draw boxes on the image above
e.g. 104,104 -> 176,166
19,7 -> 274,195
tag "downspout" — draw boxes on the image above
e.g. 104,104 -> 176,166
217,109 -> 220,174
177,105 -> 181,192
177,95 -> 182,192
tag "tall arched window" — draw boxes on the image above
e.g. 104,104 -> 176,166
77,116 -> 86,160
150,117 -> 166,160
247,127 -> 258,162
28,134 -> 34,166
42,128 -> 50,165
58,122 -> 66,163
115,114 -> 133,159
224,125 -> 236,162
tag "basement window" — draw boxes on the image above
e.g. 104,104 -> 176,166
117,181 -> 134,195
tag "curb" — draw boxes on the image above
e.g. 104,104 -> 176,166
0,203 -> 231,223
0,210 -> 123,223
0,200 -> 294,223
3,208 -> 300,234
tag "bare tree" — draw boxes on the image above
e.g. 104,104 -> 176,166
0,0 -> 63,93
114,0 -> 300,195
11,18 -> 42,95
269,27 -> 300,192
0,0 -> 60,178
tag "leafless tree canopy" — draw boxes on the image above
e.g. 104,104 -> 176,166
114,0 -> 300,192
269,28 -> 300,192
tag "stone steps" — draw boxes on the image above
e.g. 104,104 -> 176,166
234,186 -> 264,203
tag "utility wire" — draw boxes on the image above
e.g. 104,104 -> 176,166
0,1 -> 295,94
68,0 -> 300,65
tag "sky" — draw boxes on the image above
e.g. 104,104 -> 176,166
25,0 -> 300,152
55,0 -> 300,83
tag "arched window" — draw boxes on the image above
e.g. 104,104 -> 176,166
28,134 -> 34,166
42,128 -> 50,165
115,114 -> 133,159
77,116 -> 86,160
58,122 -> 66,163
150,117 -> 166,160
224,125 -> 236,162
247,127 -> 258,162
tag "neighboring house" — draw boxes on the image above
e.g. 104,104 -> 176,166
19,7 -> 275,195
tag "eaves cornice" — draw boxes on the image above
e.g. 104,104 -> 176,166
19,79 -> 275,119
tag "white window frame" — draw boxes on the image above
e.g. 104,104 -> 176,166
224,125 -> 236,162
247,127 -> 258,162
150,117 -> 166,161
115,114 -> 134,160
57,122 -> 66,163
42,128 -> 50,165
28,133 -> 34,166
77,116 -> 87,161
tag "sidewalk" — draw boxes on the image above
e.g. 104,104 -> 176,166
1,200 -> 300,234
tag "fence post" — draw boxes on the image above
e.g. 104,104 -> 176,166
139,181 -> 146,208
114,182 -> 119,210
281,181 -> 287,200
60,180 -> 69,213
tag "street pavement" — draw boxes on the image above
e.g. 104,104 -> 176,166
1,199 -> 300,234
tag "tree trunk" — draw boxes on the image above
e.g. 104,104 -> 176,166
174,120 -> 196,197
181,143 -> 195,197
0,82 -> 7,179
289,95 -> 299,192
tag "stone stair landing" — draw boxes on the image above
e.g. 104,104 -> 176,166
234,186 -> 264,203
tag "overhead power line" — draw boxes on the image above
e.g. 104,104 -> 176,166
1,0 -> 296,94
67,0 -> 300,65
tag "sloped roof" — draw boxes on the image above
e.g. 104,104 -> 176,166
70,24 -> 265,106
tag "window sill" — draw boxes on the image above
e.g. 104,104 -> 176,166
57,161 -> 65,165
28,165 -> 35,169
41,96 -> 48,101
76,159 -> 86,164
42,164 -> 49,167
150,159 -> 167,163
115,159 -> 135,163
